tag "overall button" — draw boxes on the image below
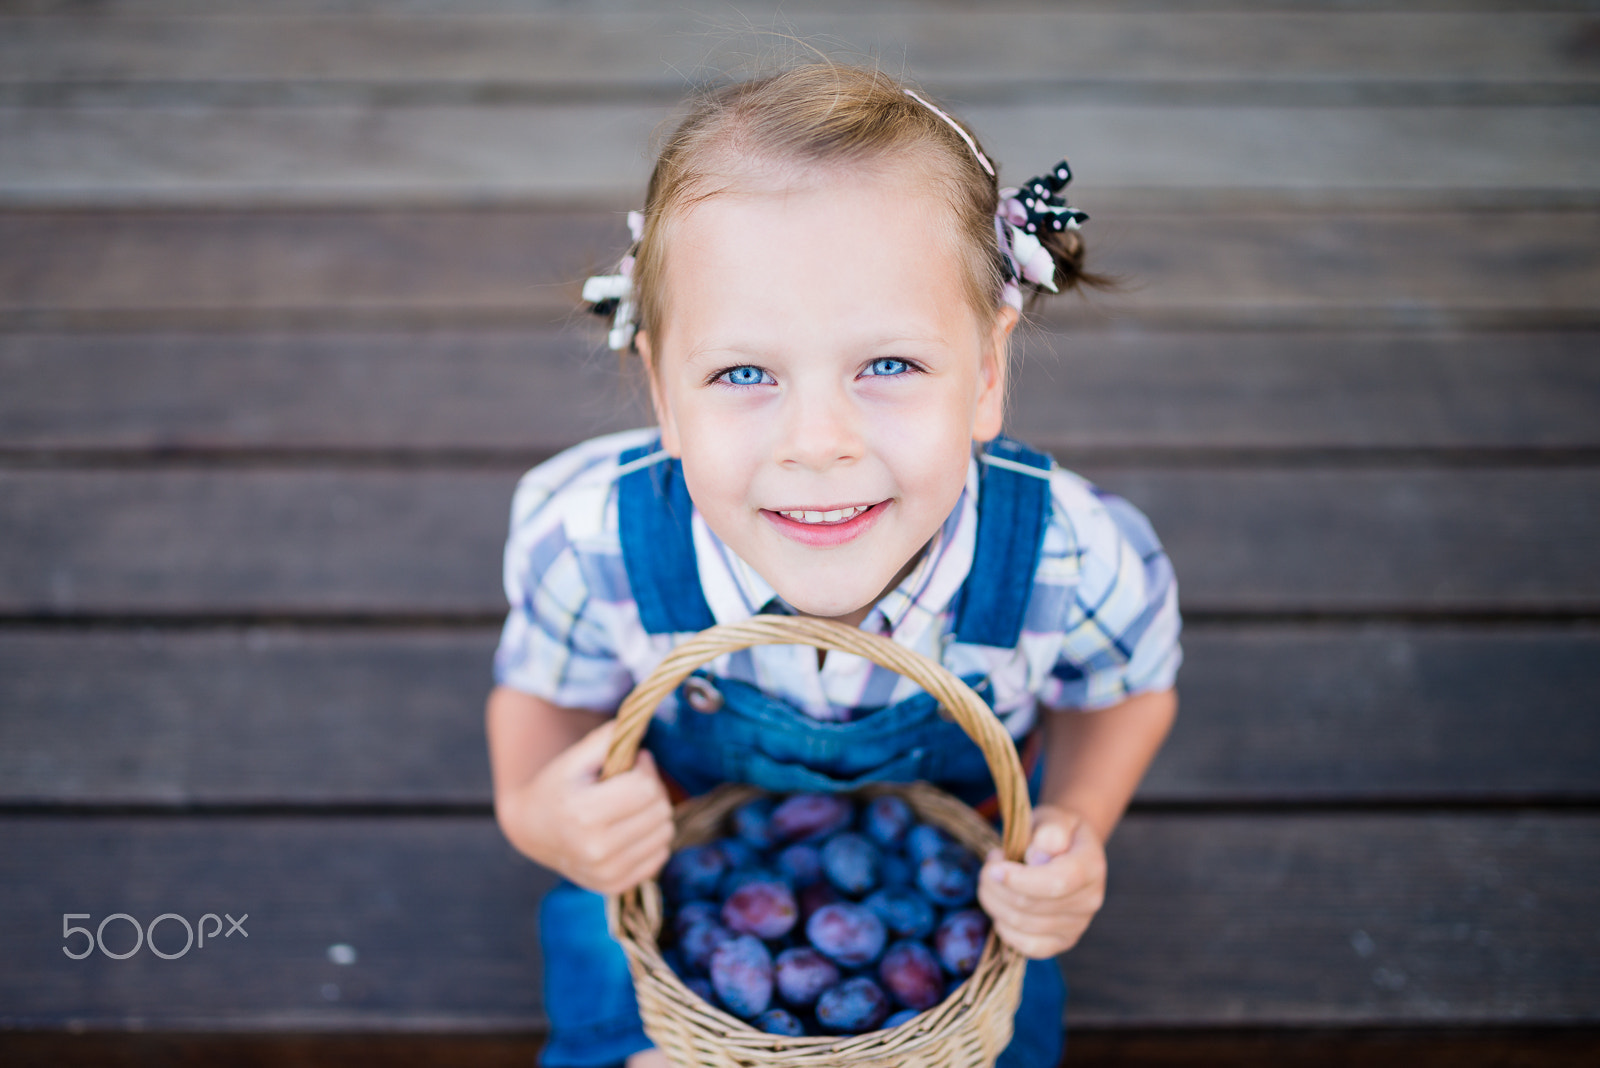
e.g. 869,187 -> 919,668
683,676 -> 723,714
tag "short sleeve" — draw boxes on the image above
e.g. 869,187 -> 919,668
492,455 -> 637,711
1038,479 -> 1182,711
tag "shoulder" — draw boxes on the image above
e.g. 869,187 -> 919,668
1041,466 -> 1166,568
507,428 -> 659,547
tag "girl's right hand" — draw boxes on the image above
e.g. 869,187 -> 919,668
504,720 -> 675,895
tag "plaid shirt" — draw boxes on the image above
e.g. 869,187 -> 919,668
495,429 -> 1181,740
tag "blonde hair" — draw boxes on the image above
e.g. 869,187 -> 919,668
625,63 -> 1095,352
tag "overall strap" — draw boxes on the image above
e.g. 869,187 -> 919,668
616,440 -> 717,634
952,436 -> 1054,648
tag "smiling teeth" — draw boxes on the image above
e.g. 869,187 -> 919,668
779,505 -> 870,524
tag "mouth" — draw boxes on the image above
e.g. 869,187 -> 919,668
762,500 -> 888,547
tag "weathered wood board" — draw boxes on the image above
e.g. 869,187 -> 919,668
1,813 -> 1593,1029
3,467 -> 1596,615
5,210 -> 1595,329
4,104 -> 1597,207
5,329 -> 1598,454
2,625 -> 1597,807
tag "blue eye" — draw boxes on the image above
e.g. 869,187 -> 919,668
864,358 -> 911,377
720,365 -> 772,386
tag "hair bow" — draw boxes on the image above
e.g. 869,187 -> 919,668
583,210 -> 645,351
995,160 -> 1088,311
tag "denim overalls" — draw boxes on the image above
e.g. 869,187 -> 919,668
538,437 -> 1067,1068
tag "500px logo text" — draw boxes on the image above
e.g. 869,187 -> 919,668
63,912 -> 248,960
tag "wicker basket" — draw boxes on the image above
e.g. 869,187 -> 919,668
601,615 -> 1032,1068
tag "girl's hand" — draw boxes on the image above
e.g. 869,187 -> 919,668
501,720 -> 675,895
977,803 -> 1107,959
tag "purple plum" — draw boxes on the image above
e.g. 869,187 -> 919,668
710,934 -> 774,1019
771,793 -> 853,843
680,920 -> 733,973
806,902 -> 887,967
774,946 -> 841,1010
722,879 -> 798,940
862,795 -> 914,848
754,1007 -> 806,1036
815,976 -> 890,1034
776,843 -> 823,888
821,832 -> 881,897
662,842 -> 728,902
934,909 -> 990,977
885,1008 -> 919,1028
916,846 -> 979,907
732,797 -> 779,849
905,823 -> 956,862
862,887 -> 936,940
878,940 -> 945,1011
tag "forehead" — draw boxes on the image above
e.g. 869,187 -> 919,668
656,168 -> 983,353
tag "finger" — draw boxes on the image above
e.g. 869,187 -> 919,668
1024,818 -> 1077,867
552,718 -> 617,783
591,835 -> 674,894
584,756 -> 671,817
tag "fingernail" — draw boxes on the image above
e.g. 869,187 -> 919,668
985,865 -> 1006,884
1025,848 -> 1050,866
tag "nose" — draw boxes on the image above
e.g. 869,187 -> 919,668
776,379 -> 864,472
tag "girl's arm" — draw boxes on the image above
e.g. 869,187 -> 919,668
977,687 -> 1177,959
486,685 -> 675,894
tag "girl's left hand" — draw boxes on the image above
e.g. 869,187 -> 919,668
977,803 -> 1107,959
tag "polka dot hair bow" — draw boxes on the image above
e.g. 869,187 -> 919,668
995,161 -> 1089,311
582,210 -> 644,351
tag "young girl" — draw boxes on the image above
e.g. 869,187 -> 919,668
487,64 -> 1180,1068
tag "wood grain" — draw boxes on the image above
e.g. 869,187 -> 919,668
3,12 -> 1596,88
1,625 -> 1596,806
3,105 -> 1595,207
3,210 -> 1596,329
1,813 -> 1593,1028
5,329 -> 1597,453
3,467 -> 1597,615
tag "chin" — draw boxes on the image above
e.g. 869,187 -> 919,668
772,582 -> 878,623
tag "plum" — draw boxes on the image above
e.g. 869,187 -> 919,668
680,919 -> 733,973
884,1008 -> 920,1028
821,832 -> 881,897
773,946 -> 840,1010
862,887 -> 936,940
776,843 -> 823,888
732,797 -> 779,849
755,1007 -> 806,1035
933,909 -> 990,977
715,836 -> 761,873
662,842 -> 728,902
721,879 -> 798,940
878,940 -> 945,1011
916,846 -> 979,907
710,934 -> 774,1019
673,900 -> 720,939
862,795 -> 914,848
797,879 -> 841,923
877,852 -> 913,889
815,976 -> 890,1034
905,823 -> 956,863
684,976 -> 716,1005
770,793 -> 853,843
806,902 -> 887,967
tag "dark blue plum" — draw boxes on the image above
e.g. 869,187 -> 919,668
776,843 -> 822,888
770,793 -> 853,843
673,900 -> 720,939
722,879 -> 798,940
715,836 -> 761,873
916,846 -> 979,907
862,795 -> 914,849
878,852 -> 913,888
732,797 -> 779,849
754,1007 -> 805,1036
806,902 -> 887,967
862,887 -> 936,940
815,976 -> 890,1034
722,866 -> 789,898
774,946 -> 840,1010
710,934 -> 774,1020
905,823 -> 956,862
884,1008 -> 919,1028
680,920 -> 733,973
821,832 -> 880,897
934,909 -> 989,977
878,940 -> 945,1011
662,842 -> 728,902
685,976 -> 716,1005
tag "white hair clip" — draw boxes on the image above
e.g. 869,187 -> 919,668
583,210 -> 646,351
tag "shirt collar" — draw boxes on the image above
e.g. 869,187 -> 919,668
689,456 -> 982,635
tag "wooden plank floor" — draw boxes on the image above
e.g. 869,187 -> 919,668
3,2 -> 1598,1063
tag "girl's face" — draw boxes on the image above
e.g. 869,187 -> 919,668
640,168 -> 1016,626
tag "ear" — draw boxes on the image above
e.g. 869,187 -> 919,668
972,303 -> 1018,443
635,330 -> 682,457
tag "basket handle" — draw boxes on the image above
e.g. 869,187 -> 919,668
600,615 -> 1032,862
